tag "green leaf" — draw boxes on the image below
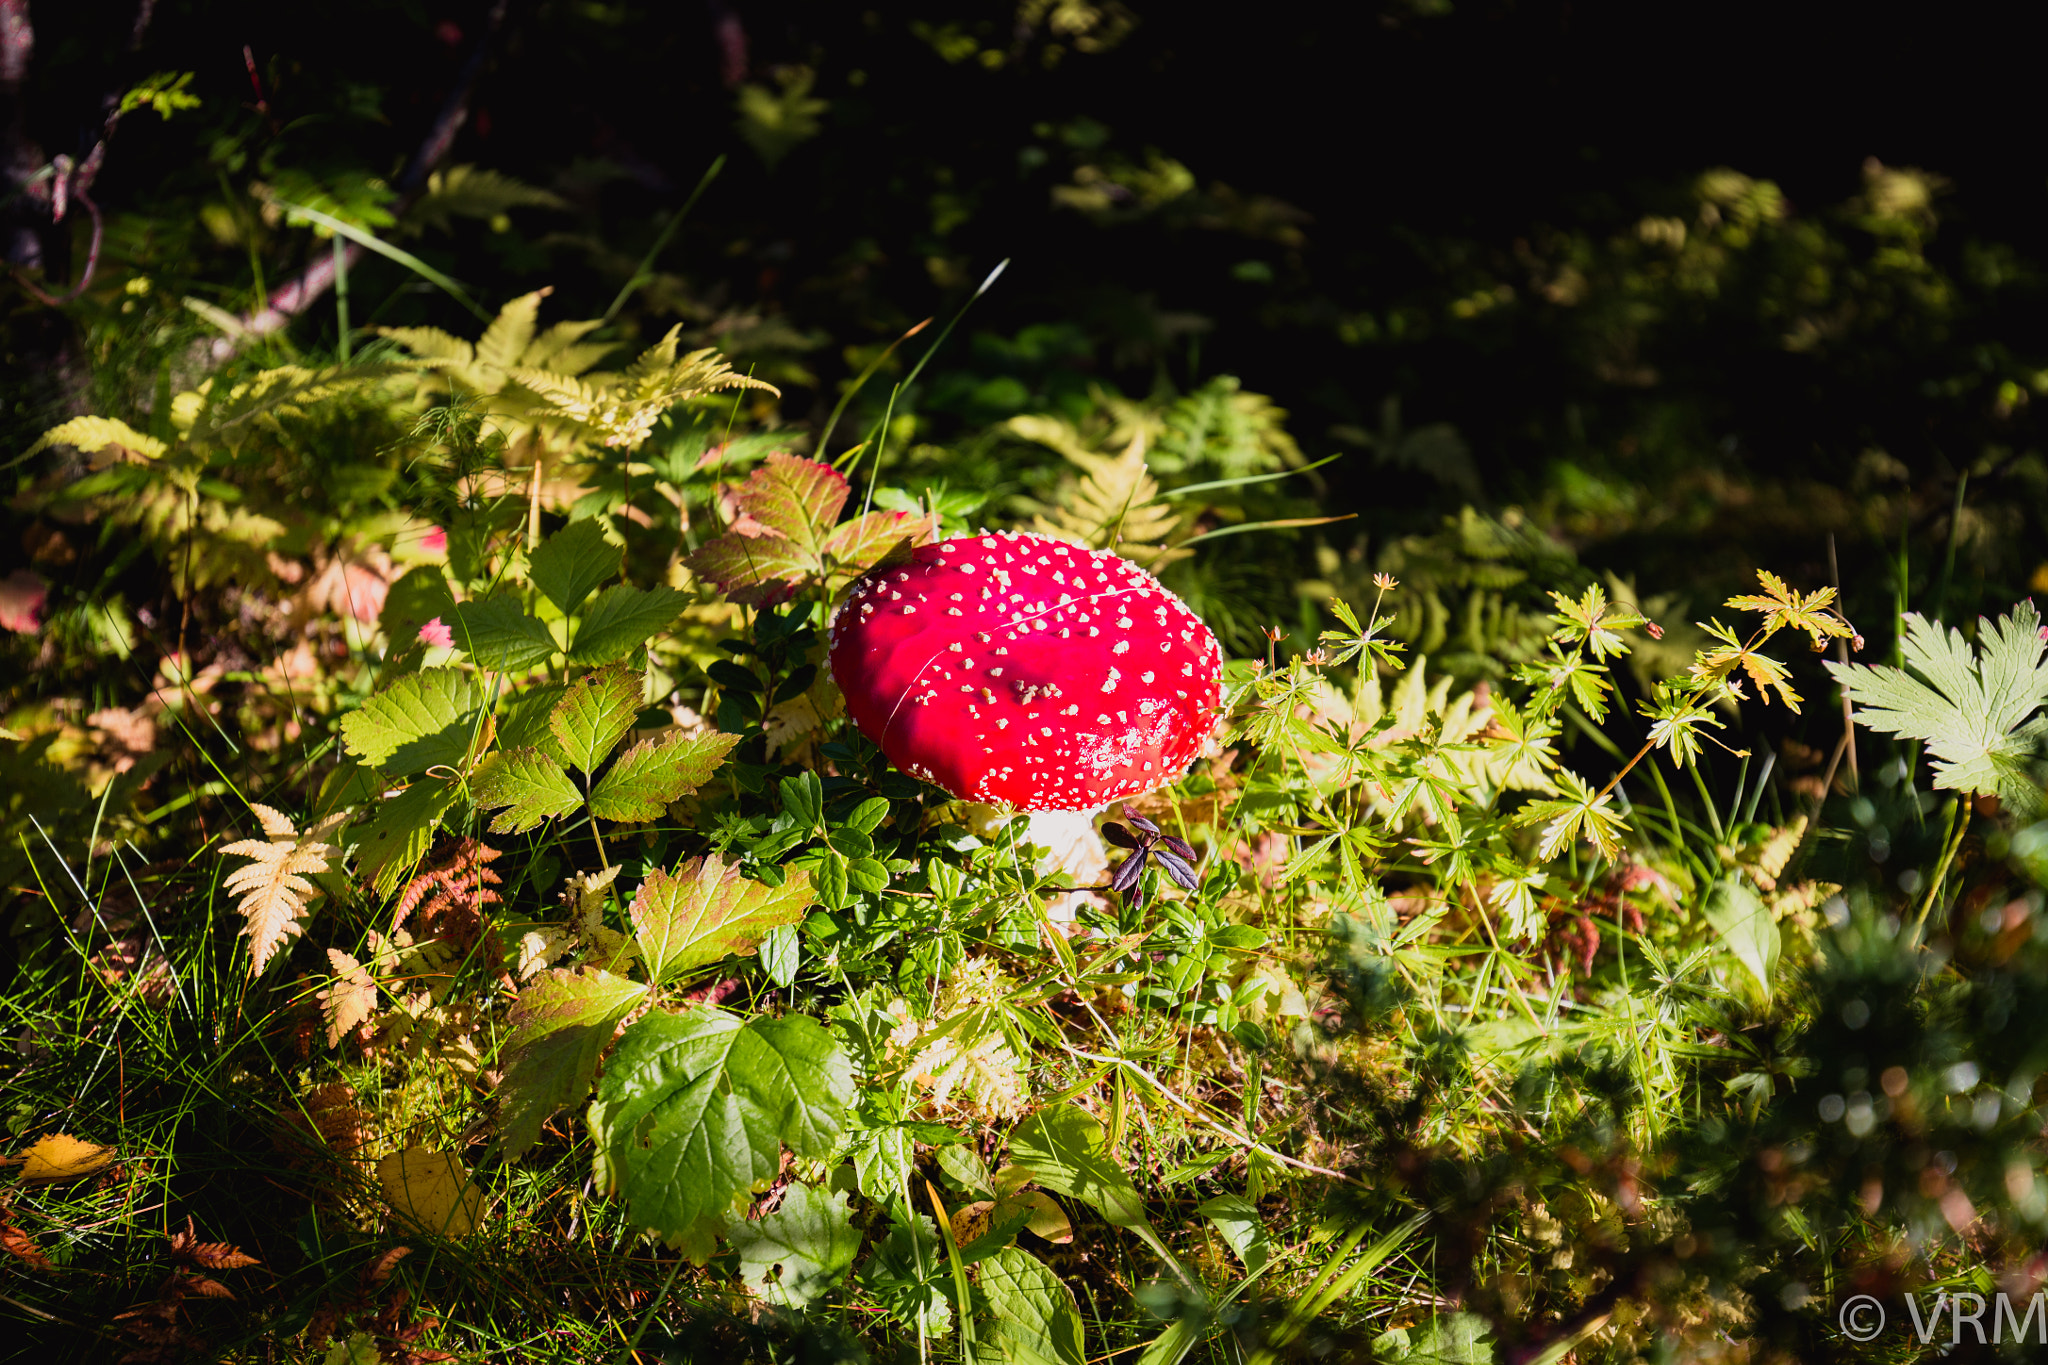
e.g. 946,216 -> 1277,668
730,1183 -> 861,1310
588,730 -> 742,823
628,853 -> 816,986
972,1248 -> 1086,1365
471,748 -> 582,834
449,593 -> 558,672
862,1208 -> 953,1339
781,771 -> 823,830
1195,1193 -> 1268,1274
550,664 -> 642,774
337,668 -> 484,776
498,682 -> 567,759
760,922 -> 800,987
1372,1313 -> 1495,1365
588,1008 -> 855,1257
530,519 -> 621,615
496,968 -> 650,1159
354,776 -> 461,897
1008,1108 -> 1198,1295
852,1125 -> 915,1203
1827,599 -> 2048,815
567,584 -> 687,666
847,856 -> 891,894
1704,875 -> 1780,1000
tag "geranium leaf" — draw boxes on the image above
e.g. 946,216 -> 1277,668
530,518 -> 621,615
588,1008 -> 854,1259
337,668 -> 484,776
567,584 -> 687,666
730,1183 -> 861,1310
497,968 -> 650,1159
588,730 -> 741,823
1827,600 -> 2048,815
472,748 -> 583,834
628,853 -> 815,986
550,664 -> 642,775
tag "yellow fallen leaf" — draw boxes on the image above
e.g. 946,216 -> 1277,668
376,1145 -> 482,1237
17,1134 -> 115,1182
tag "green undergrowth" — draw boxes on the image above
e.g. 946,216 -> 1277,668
4,283 -> 2048,1365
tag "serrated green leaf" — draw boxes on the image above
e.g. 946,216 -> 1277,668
852,1125 -> 916,1203
472,748 -> 582,834
628,853 -> 816,986
530,518 -> 621,615
589,730 -> 742,823
588,1009 -> 855,1256
1372,1313 -> 1495,1365
497,968 -> 649,1159
337,669 -> 484,776
550,664 -> 642,774
449,593 -> 558,672
567,584 -> 687,666
973,1247 -> 1086,1365
498,682 -> 567,759
355,777 -> 461,896
730,1183 -> 861,1310
1827,600 -> 2048,815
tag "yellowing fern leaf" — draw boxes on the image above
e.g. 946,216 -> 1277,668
320,948 -> 378,1048
221,805 -> 341,976
407,163 -> 568,235
1014,418 -> 1186,569
511,325 -> 779,450
26,416 -> 168,465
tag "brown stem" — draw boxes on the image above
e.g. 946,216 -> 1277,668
1593,734 -> 1658,806
1828,531 -> 1858,789
9,183 -> 100,303
210,0 -> 511,357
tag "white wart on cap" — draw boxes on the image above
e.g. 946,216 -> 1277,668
828,531 -> 1224,812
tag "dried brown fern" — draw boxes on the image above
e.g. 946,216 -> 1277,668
220,805 -> 342,976
393,839 -> 510,983
320,949 -> 379,1049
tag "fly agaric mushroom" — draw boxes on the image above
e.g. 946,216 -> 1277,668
828,531 -> 1223,811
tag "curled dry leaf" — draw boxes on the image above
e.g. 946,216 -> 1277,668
15,1133 -> 117,1183
1,1198 -> 52,1270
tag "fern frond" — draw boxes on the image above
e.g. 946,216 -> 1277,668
1017,420 -> 1186,569
220,805 -> 341,976
408,164 -> 568,235
521,319 -> 609,373
476,289 -> 550,376
377,326 -> 476,368
319,948 -> 378,1048
185,364 -> 408,449
26,415 -> 168,464
511,332 -> 777,451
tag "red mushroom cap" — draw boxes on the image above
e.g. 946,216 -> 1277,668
828,531 -> 1224,811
